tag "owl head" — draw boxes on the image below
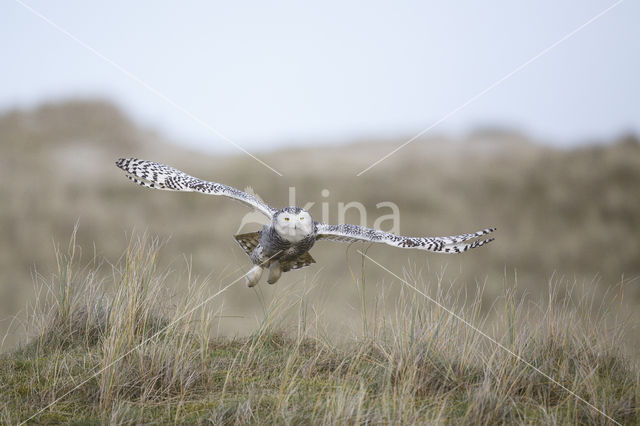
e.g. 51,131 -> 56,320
273,207 -> 314,242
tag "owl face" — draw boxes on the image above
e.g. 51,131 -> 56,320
274,207 -> 313,242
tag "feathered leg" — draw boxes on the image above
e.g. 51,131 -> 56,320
266,261 -> 282,285
245,265 -> 264,287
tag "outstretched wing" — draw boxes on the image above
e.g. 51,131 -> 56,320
315,223 -> 495,254
116,158 -> 278,218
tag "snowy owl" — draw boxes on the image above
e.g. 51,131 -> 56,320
116,158 -> 495,287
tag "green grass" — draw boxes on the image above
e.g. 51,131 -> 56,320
1,234 -> 637,424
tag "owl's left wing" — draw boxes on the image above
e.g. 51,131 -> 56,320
315,223 -> 495,254
116,158 -> 278,218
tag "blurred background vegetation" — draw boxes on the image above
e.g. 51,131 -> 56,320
1,99 -> 639,353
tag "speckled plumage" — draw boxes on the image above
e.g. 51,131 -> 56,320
115,158 -> 277,218
116,158 -> 495,286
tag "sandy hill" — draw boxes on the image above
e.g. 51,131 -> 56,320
1,99 -> 639,351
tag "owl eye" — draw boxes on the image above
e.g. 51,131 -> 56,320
299,217 -> 304,220
284,217 -> 290,221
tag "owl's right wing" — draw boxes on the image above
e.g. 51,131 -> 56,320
116,158 -> 278,219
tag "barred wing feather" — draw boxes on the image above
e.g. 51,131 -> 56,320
315,223 -> 495,254
116,158 -> 277,218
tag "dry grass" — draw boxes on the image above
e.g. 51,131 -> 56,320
1,234 -> 637,424
1,100 -> 639,423
1,99 -> 640,354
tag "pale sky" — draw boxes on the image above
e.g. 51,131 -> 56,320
2,1 -> 639,153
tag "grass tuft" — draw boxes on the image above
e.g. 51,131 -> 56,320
1,234 -> 638,424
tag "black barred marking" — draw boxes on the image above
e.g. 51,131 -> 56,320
116,158 -> 277,218
316,223 -> 495,254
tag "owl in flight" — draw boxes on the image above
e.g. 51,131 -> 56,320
116,159 -> 495,287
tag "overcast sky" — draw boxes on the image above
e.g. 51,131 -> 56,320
2,1 -> 638,153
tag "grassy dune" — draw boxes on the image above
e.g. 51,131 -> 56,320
1,235 -> 637,424
1,100 -> 639,423
2,99 -> 640,354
